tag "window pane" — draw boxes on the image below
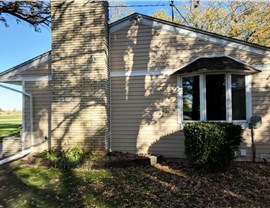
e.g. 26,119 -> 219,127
183,76 -> 200,120
206,74 -> 226,120
232,75 -> 246,120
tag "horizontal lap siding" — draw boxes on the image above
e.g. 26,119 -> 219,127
24,80 -> 51,147
16,61 -> 51,77
110,23 -> 270,160
110,25 -> 269,73
111,75 -> 184,158
242,70 -> 270,161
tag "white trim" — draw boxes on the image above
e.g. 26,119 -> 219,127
177,73 -> 251,127
110,16 -> 270,57
109,31 -> 112,152
199,74 -> 206,121
110,19 -> 134,33
226,73 -> 232,122
0,75 -> 51,83
111,55 -> 265,78
29,92 -> 34,147
177,75 -> 182,124
22,82 -> 26,151
111,70 -> 169,77
0,147 -> 33,166
142,19 -> 270,57
245,75 -> 252,121
253,64 -> 270,71
0,53 -> 51,79
0,83 -> 34,147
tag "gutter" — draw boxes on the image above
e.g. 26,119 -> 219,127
0,83 -> 34,165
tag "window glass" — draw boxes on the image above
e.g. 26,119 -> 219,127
232,75 -> 246,120
182,76 -> 200,120
206,74 -> 226,120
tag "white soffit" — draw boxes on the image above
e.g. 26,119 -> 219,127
0,52 -> 51,81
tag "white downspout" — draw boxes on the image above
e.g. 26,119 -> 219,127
109,30 -> 112,152
0,83 -> 34,165
22,81 -> 26,150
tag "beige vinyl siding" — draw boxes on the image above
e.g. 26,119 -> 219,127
18,61 -> 51,77
111,75 -> 184,158
110,23 -> 270,160
24,80 -> 51,147
110,24 -> 270,73
244,70 -> 270,161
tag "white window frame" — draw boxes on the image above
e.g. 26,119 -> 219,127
177,73 -> 252,127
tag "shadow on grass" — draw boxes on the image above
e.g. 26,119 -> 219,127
0,161 -> 270,207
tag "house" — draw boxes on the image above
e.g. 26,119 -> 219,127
0,1 -> 270,161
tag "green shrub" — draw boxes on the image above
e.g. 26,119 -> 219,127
40,148 -> 61,167
40,146 -> 87,170
184,122 -> 243,172
59,146 -> 85,170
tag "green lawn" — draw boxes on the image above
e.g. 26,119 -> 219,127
0,124 -> 21,141
0,115 -> 22,124
0,115 -> 22,141
0,161 -> 270,208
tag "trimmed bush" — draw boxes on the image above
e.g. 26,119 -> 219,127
40,146 -> 87,170
184,122 -> 243,172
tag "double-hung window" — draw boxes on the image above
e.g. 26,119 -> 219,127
178,73 -> 251,123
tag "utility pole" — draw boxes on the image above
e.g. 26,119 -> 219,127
170,0 -> 174,22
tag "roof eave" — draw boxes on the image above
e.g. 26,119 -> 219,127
109,13 -> 270,54
0,51 -> 51,82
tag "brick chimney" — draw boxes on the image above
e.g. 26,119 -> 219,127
51,1 -> 109,152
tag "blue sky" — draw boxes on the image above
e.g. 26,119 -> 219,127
0,1 -> 172,110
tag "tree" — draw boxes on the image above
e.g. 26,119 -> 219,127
0,1 -> 50,31
0,1 -> 132,29
153,0 -> 270,47
109,2 -> 134,23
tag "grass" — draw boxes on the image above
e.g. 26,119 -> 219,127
0,124 -> 21,142
0,115 -> 22,124
0,114 -> 22,142
0,161 -> 270,207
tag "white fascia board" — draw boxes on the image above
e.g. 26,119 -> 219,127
0,75 -> 51,82
0,53 -> 51,80
141,19 -> 270,57
109,17 -> 270,57
254,64 -> 270,71
110,19 -> 133,33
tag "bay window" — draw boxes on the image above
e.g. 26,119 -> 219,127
178,73 -> 251,123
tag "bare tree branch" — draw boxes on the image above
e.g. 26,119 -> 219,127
0,1 -> 51,31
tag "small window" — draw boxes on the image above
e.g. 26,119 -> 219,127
206,74 -> 226,120
232,75 -> 246,120
182,76 -> 200,120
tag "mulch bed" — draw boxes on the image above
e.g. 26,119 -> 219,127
24,151 -> 158,169
2,155 -> 270,207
